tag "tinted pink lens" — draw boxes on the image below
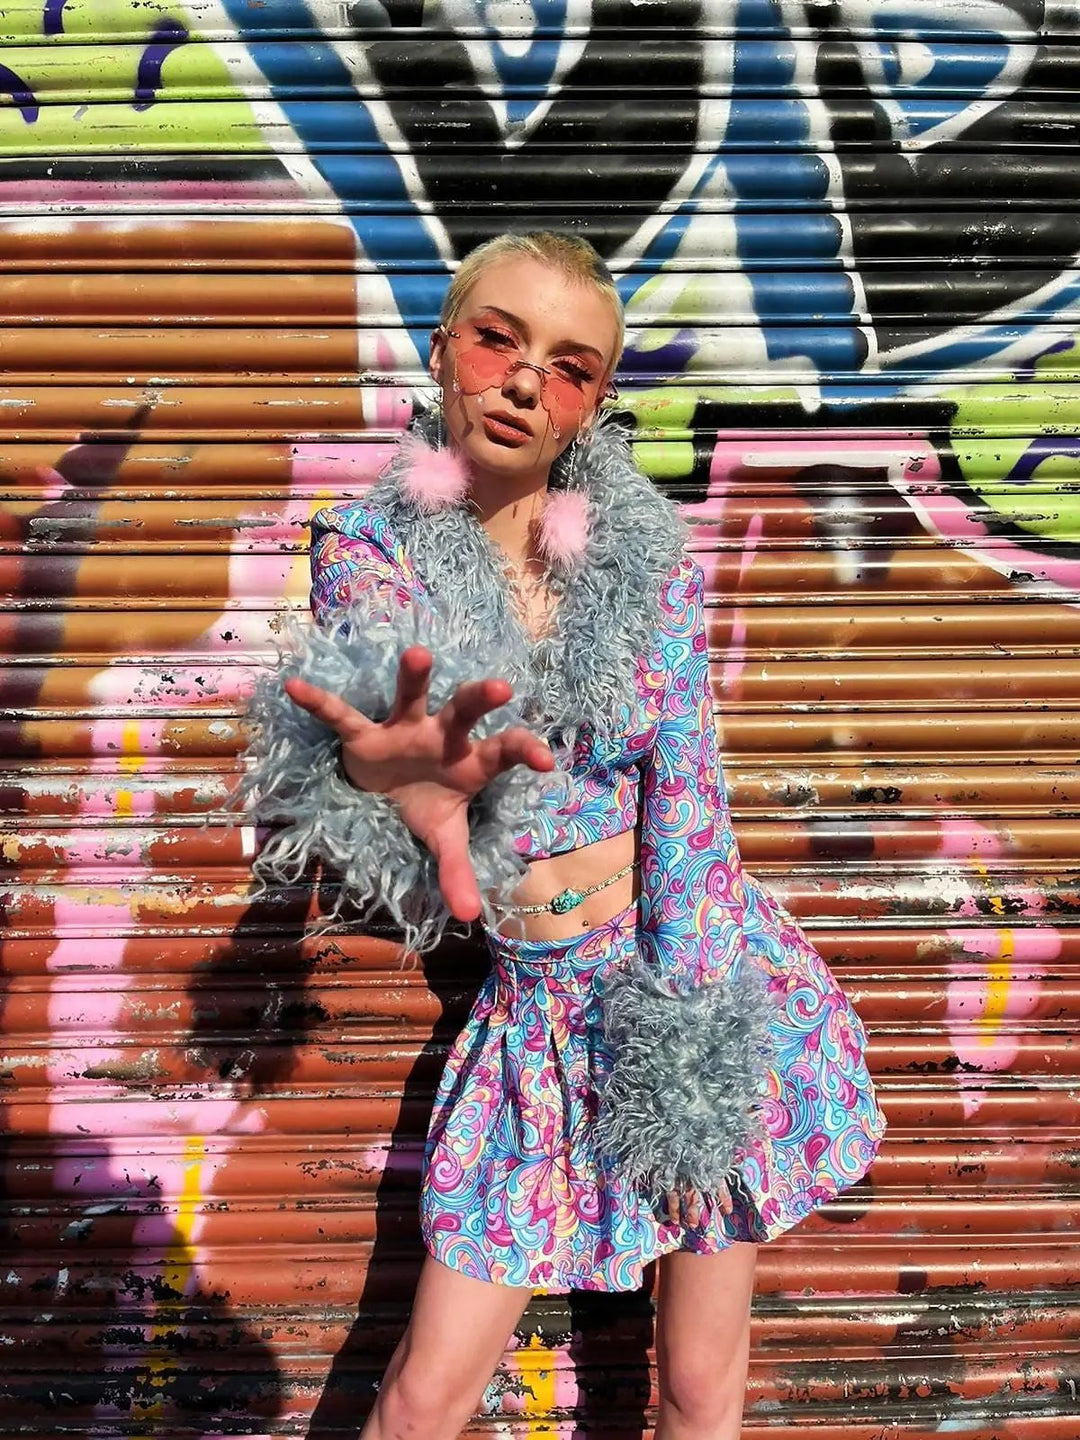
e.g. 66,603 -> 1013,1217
537,373 -> 588,432
449,331 -> 588,432
453,340 -> 516,395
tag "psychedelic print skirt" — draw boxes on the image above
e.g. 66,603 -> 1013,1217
419,887 -> 887,1294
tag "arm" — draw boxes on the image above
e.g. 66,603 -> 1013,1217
308,504 -> 423,624
596,555 -> 777,1199
237,504 -> 554,952
638,554 -> 749,989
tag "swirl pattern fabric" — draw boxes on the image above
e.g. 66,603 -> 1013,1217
636,556 -> 754,990
422,903 -> 747,1292
737,872 -> 887,1238
422,897 -> 884,1291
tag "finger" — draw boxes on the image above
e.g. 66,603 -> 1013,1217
685,1189 -> 702,1228
719,1181 -> 733,1216
284,675 -> 369,738
387,646 -> 434,726
473,727 -> 555,784
429,831 -> 483,924
666,1190 -> 680,1227
498,727 -> 557,775
440,677 -> 513,742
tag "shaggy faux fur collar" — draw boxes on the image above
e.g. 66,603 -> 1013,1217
361,410 -> 688,748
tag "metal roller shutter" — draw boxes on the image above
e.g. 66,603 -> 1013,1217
2,0 -> 1078,1434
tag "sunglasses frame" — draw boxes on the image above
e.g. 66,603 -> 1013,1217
437,324 -> 620,405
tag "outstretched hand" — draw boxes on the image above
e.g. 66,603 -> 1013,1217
283,644 -> 554,922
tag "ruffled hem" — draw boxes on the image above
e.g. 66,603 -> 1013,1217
421,1211 -> 737,1294
421,1122 -> 886,1293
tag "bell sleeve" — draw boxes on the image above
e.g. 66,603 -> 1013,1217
595,553 -> 777,1199
237,503 -> 554,953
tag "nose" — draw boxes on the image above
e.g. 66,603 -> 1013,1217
502,359 -> 543,407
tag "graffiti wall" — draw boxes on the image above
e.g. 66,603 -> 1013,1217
2,0 -> 1078,1433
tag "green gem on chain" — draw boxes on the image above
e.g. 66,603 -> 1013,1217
550,888 -> 584,914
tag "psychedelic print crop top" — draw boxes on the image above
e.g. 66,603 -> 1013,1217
308,503 -> 754,992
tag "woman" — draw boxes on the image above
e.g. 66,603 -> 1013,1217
243,231 -> 887,1440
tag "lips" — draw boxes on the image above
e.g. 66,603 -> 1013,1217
484,410 -> 533,439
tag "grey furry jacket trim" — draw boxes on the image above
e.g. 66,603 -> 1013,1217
238,414 -> 777,1199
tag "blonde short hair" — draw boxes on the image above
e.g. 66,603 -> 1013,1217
440,230 -> 625,378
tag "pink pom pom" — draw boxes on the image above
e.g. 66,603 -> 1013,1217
537,487 -> 591,569
398,432 -> 470,513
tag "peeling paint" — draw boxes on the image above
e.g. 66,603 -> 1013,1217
3,2 -> 1080,1435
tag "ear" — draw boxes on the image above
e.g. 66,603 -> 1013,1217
578,399 -> 601,438
428,325 -> 446,386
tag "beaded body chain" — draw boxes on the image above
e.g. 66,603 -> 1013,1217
514,860 -> 637,916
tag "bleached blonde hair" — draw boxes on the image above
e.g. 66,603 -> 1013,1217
440,230 -> 625,378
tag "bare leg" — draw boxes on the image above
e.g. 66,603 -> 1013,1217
654,1243 -> 758,1440
360,1253 -> 534,1440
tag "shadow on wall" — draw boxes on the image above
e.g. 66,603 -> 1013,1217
0,421 -> 286,1429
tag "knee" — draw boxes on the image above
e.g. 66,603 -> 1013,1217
375,1343 -> 481,1440
660,1353 -> 746,1432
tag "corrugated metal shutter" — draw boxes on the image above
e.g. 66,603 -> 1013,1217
3,0 -> 1079,1433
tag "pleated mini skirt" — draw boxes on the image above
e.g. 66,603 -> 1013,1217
419,887 -> 886,1294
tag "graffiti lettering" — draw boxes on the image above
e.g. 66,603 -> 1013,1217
0,62 -> 38,123
1003,434 -> 1080,487
132,18 -> 189,112
42,0 -> 68,36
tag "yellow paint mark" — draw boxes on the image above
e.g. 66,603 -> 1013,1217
968,860 -> 1014,1047
131,1136 -> 206,1437
163,1135 -> 206,1292
519,1331 -> 558,1435
117,720 -> 145,816
978,927 -> 1015,1045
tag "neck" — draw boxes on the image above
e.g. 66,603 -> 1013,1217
466,460 -> 550,567
367,412 -> 689,739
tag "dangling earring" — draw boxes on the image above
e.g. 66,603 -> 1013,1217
398,428 -> 470,514
564,434 -> 583,488
425,380 -> 444,433
565,421 -> 596,489
401,375 -> 469,515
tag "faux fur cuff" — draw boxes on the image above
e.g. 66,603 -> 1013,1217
237,597 -> 567,953
595,951 -> 776,1198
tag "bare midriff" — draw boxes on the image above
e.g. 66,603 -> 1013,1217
487,825 -> 641,943
480,592 -> 642,942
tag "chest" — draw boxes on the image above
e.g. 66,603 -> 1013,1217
384,500 -> 675,744
506,563 -> 560,645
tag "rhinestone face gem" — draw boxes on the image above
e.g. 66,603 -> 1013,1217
550,888 -> 584,915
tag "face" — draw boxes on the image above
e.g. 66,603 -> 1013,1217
428,254 -> 620,481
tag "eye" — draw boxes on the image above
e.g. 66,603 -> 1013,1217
475,325 -> 518,350
556,358 -> 595,387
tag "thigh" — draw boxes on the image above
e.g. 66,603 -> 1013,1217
655,1243 -> 759,1398
391,1253 -> 535,1404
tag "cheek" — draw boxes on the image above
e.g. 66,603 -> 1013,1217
452,343 -> 513,395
